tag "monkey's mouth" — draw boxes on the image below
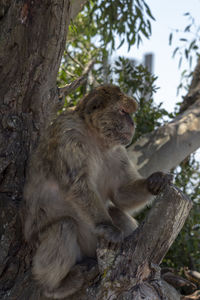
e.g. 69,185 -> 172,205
120,131 -> 134,146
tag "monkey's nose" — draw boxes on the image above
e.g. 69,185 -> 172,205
126,114 -> 134,127
130,118 -> 134,127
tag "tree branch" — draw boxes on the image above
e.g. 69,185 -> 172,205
180,57 -> 200,112
70,0 -> 88,20
95,185 -> 192,281
59,59 -> 95,98
8,185 -> 191,300
65,51 -> 84,68
56,185 -> 191,300
127,58 -> 200,177
96,185 -> 191,299
129,185 -> 192,266
128,98 -> 200,177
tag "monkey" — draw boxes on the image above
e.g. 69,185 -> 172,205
23,85 -> 172,299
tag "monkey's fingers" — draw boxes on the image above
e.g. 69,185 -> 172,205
95,223 -> 124,244
147,172 -> 173,195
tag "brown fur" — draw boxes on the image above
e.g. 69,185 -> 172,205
24,85 -> 172,299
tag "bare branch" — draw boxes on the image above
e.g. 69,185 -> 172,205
180,57 -> 200,112
127,58 -> 200,177
62,68 -> 77,78
128,98 -> 200,177
92,185 -> 192,299
70,0 -> 88,20
65,50 -> 84,69
9,184 -> 191,300
27,184 -> 190,300
59,59 -> 95,98
129,185 -> 193,266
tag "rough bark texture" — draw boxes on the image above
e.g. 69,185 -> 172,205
5,185 -> 191,300
0,1 -> 83,299
50,185 -> 190,300
0,1 -> 197,299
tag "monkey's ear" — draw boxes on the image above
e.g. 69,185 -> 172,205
85,95 -> 105,114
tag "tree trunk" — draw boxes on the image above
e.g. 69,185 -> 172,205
0,1 -> 83,299
0,1 -> 196,299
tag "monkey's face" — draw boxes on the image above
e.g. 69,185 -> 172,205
78,85 -> 138,147
95,101 -> 136,146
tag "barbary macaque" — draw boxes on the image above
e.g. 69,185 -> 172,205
24,85 -> 172,299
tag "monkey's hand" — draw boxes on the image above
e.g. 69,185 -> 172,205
95,223 -> 124,243
146,172 -> 173,195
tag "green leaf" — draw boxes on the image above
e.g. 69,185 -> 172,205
172,47 -> 179,58
117,38 -> 125,49
184,25 -> 191,32
169,33 -> 173,45
144,2 -> 156,20
178,56 -> 182,69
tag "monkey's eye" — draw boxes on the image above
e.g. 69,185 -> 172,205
119,109 -> 127,115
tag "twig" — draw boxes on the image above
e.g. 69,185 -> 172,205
64,69 -> 77,78
66,50 -> 84,68
59,59 -> 95,98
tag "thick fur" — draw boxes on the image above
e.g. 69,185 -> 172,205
24,85 -> 172,298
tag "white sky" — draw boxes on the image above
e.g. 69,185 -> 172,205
115,0 -> 200,112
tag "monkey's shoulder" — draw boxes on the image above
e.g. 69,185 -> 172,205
48,112 -> 85,138
96,146 -> 131,178
102,146 -> 139,185
106,145 -> 130,166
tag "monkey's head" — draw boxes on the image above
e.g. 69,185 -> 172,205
76,85 -> 138,146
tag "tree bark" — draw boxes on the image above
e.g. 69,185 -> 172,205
3,185 -> 192,300
0,1 -> 85,299
51,185 -> 190,300
128,95 -> 200,177
127,57 -> 200,177
0,1 -> 197,299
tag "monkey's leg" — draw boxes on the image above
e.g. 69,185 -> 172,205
33,219 -> 84,299
109,206 -> 138,238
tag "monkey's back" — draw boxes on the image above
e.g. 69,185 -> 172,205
24,111 -> 91,240
23,109 -> 134,242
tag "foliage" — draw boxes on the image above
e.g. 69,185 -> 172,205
113,57 -> 172,141
85,0 -> 155,50
163,154 -> 200,270
58,0 -> 169,140
163,13 -> 200,271
169,12 -> 200,95
57,0 -> 155,104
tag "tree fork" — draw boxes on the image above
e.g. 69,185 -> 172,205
66,185 -> 192,300
0,1 -> 86,299
4,185 -> 191,300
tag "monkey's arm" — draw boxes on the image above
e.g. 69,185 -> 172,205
59,130 -> 123,242
111,152 -> 172,211
114,173 -> 171,211
71,180 -> 124,242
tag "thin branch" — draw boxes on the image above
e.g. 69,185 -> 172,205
59,59 -> 95,97
65,51 -> 84,69
180,57 -> 200,112
61,68 -> 77,78
70,0 -> 88,20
